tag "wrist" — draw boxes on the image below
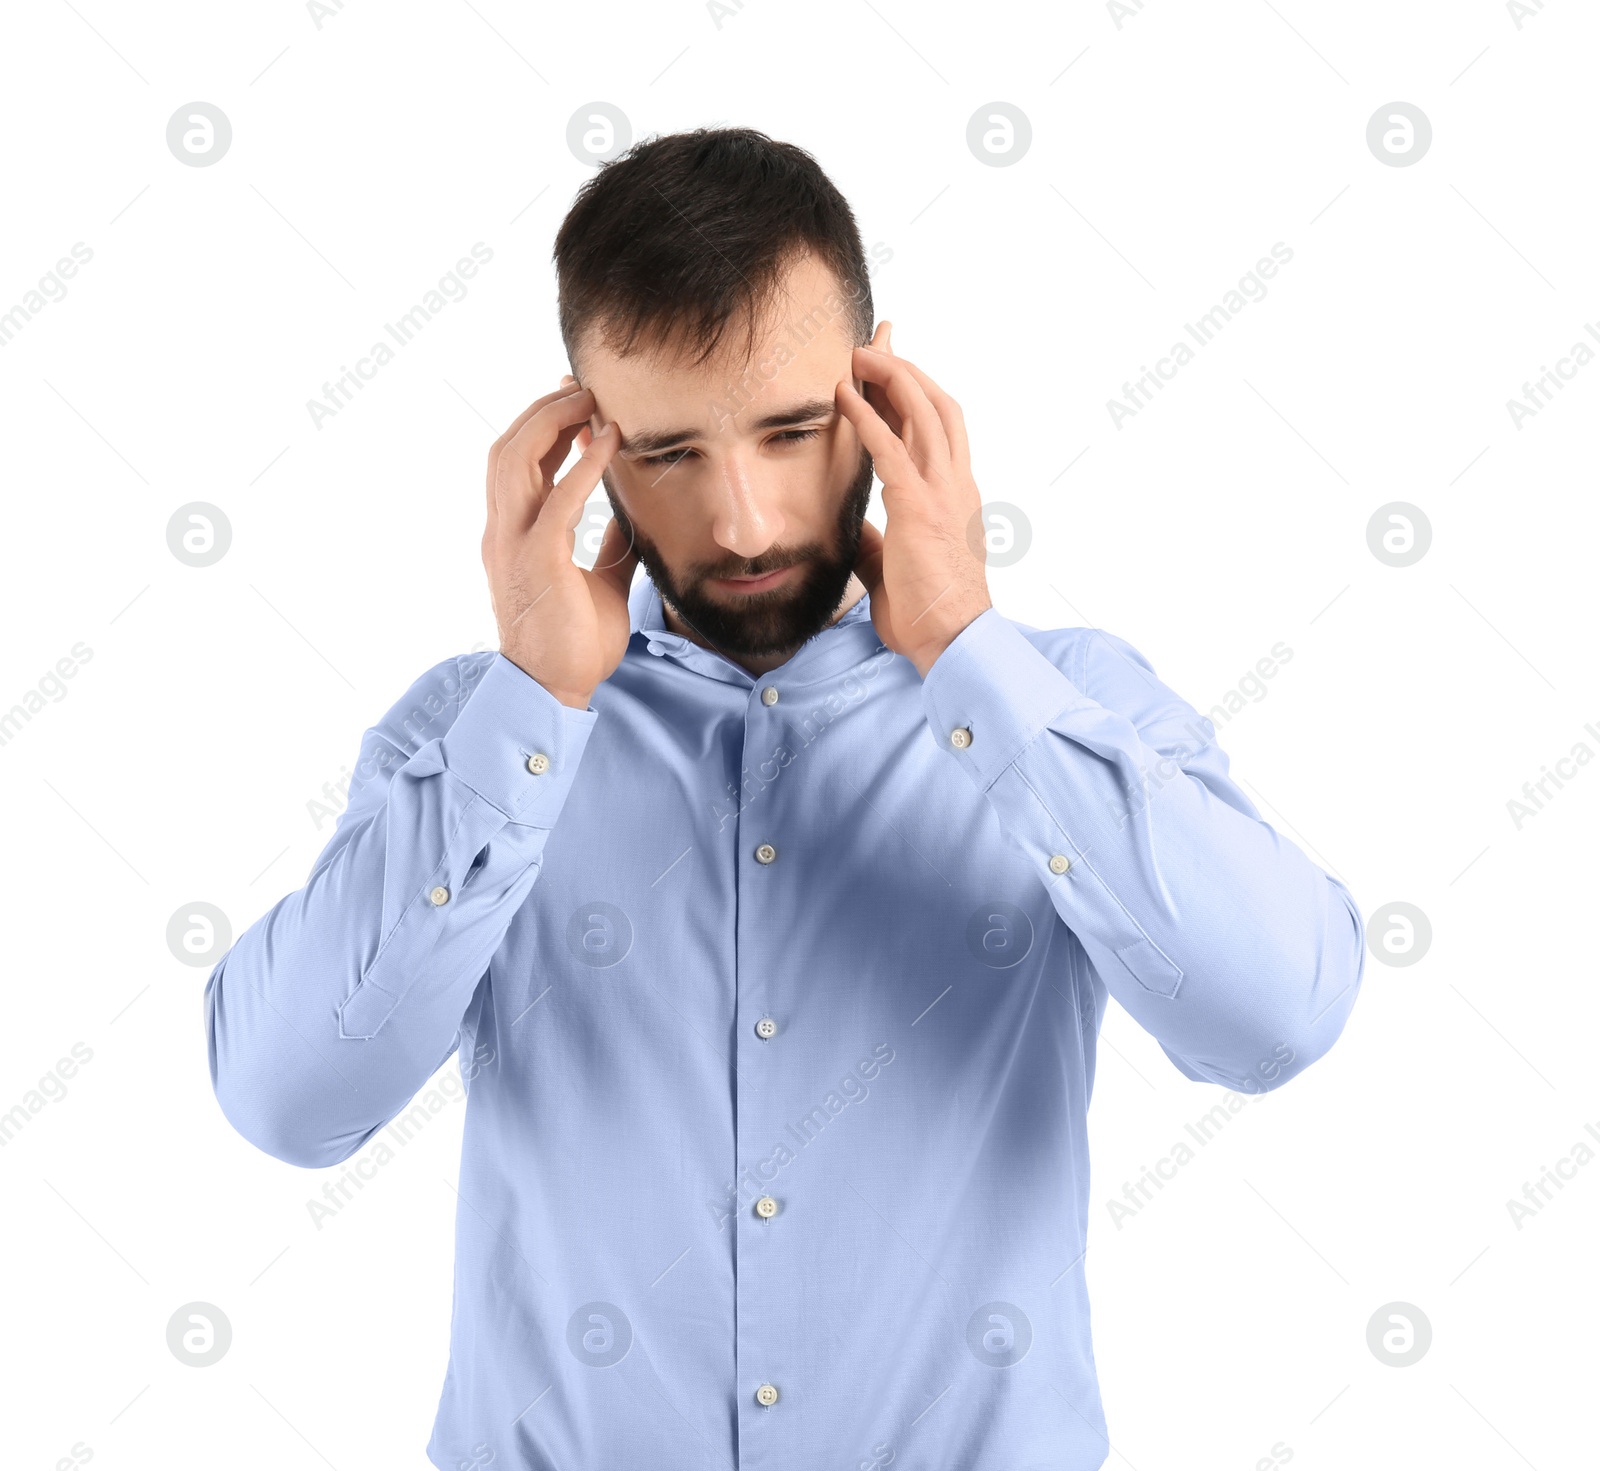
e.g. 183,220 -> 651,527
909,599 -> 992,679
497,649 -> 594,710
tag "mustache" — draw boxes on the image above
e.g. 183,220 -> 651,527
699,555 -> 810,582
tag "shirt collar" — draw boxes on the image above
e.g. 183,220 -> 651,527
625,563 -> 888,689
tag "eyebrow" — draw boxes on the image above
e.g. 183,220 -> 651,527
618,398 -> 839,457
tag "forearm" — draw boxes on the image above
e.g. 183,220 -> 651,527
204,653 -> 596,1165
923,612 -> 1365,1090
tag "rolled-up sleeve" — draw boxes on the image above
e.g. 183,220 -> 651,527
920,610 -> 1364,1092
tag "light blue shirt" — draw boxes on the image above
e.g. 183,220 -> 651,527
204,569 -> 1364,1471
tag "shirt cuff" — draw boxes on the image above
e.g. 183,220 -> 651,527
437,653 -> 598,823
920,609 -> 1089,791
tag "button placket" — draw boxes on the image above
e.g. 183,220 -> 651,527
739,670 -> 812,1427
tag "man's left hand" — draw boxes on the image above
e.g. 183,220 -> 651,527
837,324 -> 993,679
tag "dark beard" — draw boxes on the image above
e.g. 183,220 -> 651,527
602,447 -> 874,661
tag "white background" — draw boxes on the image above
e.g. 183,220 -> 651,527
2,1 -> 1596,1467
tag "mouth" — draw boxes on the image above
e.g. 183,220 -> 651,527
707,563 -> 801,595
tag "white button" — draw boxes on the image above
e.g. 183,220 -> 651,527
761,685 -> 780,706
950,725 -> 973,749
755,1195 -> 778,1219
755,1017 -> 778,1041
755,1382 -> 779,1407
526,752 -> 550,775
755,843 -> 777,865
429,885 -> 451,905
1048,854 -> 1071,875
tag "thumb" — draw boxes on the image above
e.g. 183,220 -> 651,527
590,515 -> 640,599
853,517 -> 886,598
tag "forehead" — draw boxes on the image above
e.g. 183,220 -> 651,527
576,252 -> 859,439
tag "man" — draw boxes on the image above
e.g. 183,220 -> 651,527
205,127 -> 1365,1470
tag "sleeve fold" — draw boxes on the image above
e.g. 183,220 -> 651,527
921,611 -> 1364,1092
203,652 -> 597,1167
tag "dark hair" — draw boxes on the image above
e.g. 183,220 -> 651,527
553,127 -> 873,372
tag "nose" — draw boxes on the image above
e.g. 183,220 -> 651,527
708,447 -> 785,563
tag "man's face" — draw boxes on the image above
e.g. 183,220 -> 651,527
574,252 -> 874,661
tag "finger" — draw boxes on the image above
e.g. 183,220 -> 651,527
894,358 -> 969,471
497,388 -> 598,530
537,419 -> 586,488
836,378 -> 918,490
860,328 -> 902,437
499,379 -> 588,448
490,381 -> 584,465
863,381 -> 902,440
541,421 -> 620,539
852,347 -> 950,482
855,345 -> 942,452
487,381 -> 586,527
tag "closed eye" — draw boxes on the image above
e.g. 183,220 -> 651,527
640,427 -> 823,468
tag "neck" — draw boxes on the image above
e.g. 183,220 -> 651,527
662,573 -> 868,677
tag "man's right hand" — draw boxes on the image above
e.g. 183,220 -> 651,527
482,380 -> 638,709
